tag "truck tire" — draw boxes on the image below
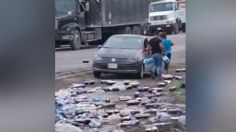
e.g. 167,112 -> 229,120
132,26 -> 142,35
71,29 -> 81,50
124,26 -> 132,34
93,71 -> 101,78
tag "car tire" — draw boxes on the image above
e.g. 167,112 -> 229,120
137,64 -> 144,79
71,29 -> 81,50
93,71 -> 101,78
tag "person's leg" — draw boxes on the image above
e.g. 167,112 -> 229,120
151,54 -> 158,79
165,53 -> 171,74
164,61 -> 168,74
156,54 -> 163,81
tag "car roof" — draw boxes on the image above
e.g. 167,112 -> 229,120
111,34 -> 149,40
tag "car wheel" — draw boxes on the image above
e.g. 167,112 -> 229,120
137,64 -> 144,79
93,71 -> 101,78
71,29 -> 81,50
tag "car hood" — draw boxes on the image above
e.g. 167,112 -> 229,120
97,48 -> 141,59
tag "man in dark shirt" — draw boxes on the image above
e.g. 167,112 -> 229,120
148,31 -> 164,81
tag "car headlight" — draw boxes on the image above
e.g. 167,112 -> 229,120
93,54 -> 103,61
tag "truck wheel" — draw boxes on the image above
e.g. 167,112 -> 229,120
124,26 -> 132,34
93,71 -> 101,78
71,29 -> 81,50
132,26 -> 142,35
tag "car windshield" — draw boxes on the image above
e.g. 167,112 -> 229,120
150,2 -> 174,12
55,0 -> 76,14
103,36 -> 143,49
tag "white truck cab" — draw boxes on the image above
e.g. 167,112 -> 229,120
148,0 -> 185,34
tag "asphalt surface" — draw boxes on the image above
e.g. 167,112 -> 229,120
55,33 -> 185,75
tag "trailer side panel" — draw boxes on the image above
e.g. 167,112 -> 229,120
102,0 -> 149,27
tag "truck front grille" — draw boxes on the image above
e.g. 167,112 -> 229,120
151,15 -> 167,21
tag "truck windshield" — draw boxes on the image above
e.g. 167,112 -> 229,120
55,0 -> 76,14
150,2 -> 174,12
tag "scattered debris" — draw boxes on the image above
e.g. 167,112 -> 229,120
130,81 -> 140,88
164,80 -> 172,84
134,92 -> 140,97
138,87 -> 150,92
145,126 -> 158,132
55,123 -> 83,132
84,80 -> 95,85
82,59 -> 90,63
126,100 -> 140,106
119,96 -> 132,101
175,68 -> 186,72
55,75 -> 185,131
174,75 -> 183,80
135,113 -> 151,119
157,82 -> 166,87
162,74 -> 174,80
123,80 -> 131,85
155,112 -> 171,123
102,103 -> 116,108
169,86 -> 177,92
89,119 -> 102,128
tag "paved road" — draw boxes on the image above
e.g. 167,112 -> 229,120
55,34 -> 185,74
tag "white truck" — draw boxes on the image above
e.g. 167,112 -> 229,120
148,0 -> 186,34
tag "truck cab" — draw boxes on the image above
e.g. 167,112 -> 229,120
148,0 -> 183,34
55,0 -> 88,50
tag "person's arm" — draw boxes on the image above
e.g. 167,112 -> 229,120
159,42 -> 165,55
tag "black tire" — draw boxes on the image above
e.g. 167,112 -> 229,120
71,29 -> 81,50
132,26 -> 142,35
124,26 -> 132,34
93,71 -> 101,78
137,64 -> 144,79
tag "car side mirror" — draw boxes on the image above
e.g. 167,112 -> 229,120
97,45 -> 102,49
